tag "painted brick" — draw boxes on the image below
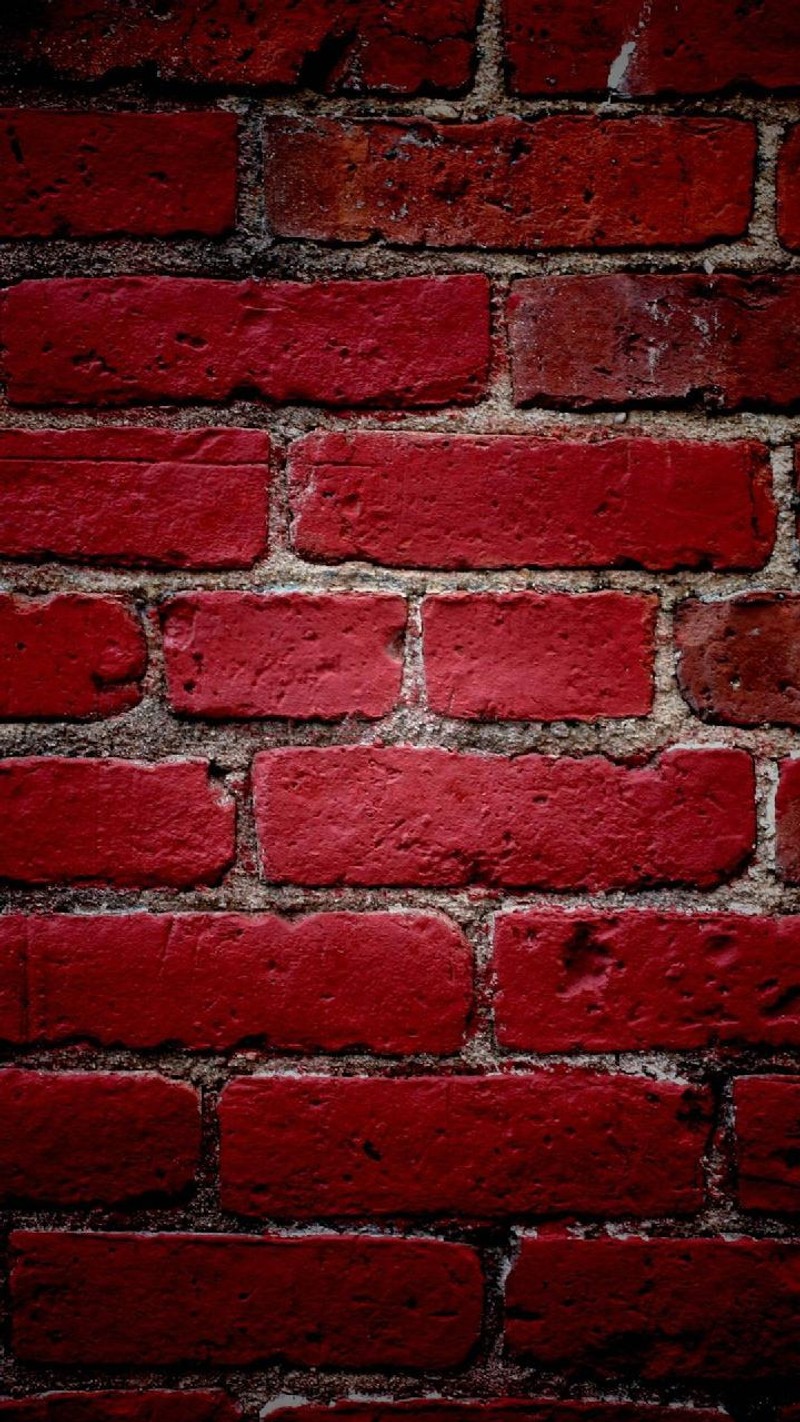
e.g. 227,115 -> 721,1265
161,592 -> 406,719
10,1232 -> 482,1367
508,275 -> 800,410
219,1072 -> 709,1218
0,1070 -> 199,1205
676,593 -> 800,727
254,746 -> 754,889
289,432 -> 774,571
422,592 -> 655,720
2,276 -> 490,408
0,110 -> 236,237
0,758 -> 235,887
0,595 -> 145,720
0,427 -> 268,569
734,1077 -> 800,1211
776,759 -> 800,883
0,1395 -> 239,1422
493,911 -> 800,1053
505,1238 -> 800,1378
778,126 -> 800,250
265,116 -> 753,249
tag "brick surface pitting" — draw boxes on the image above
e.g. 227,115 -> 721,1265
676,593 -> 800,726
734,1077 -> 800,1212
0,594 -> 146,720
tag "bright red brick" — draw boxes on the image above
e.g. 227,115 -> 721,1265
0,427 -> 268,568
268,1408 -> 728,1422
11,1232 -> 482,1367
0,1070 -> 199,1205
254,746 -> 754,889
676,593 -> 800,727
505,1238 -> 800,1378
0,595 -> 145,720
493,911 -> 800,1053
502,0 -> 800,95
2,276 -> 490,408
0,1395 -> 239,1422
161,592 -> 406,719
508,275 -> 800,410
0,1 -> 480,92
219,1071 -> 709,1219
422,592 -> 655,721
0,111 -> 236,238
0,911 -> 471,1054
289,432 -> 774,571
734,1077 -> 800,1211
776,760 -> 800,883
0,758 -> 234,887
265,116 -> 753,249
779,126 -> 800,250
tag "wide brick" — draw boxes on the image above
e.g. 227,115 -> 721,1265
779,127 -> 800,251
776,760 -> 800,883
508,275 -> 800,410
493,911 -> 800,1053
0,111 -> 236,238
0,595 -> 145,720
10,1232 -> 482,1367
265,116 -> 753,249
676,593 -> 800,727
289,432 -> 774,571
2,276 -> 490,408
253,746 -> 754,889
505,1238 -> 800,1378
0,758 -> 234,887
267,1408 -> 729,1422
0,1 -> 480,93
502,0 -> 800,95
0,1395 -> 239,1422
734,1077 -> 800,1211
0,1070 -> 199,1205
161,592 -> 406,719
0,427 -> 268,568
0,911 -> 471,1054
422,592 -> 655,721
219,1072 -> 709,1219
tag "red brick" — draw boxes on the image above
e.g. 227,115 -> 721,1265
0,911 -> 470,1054
289,432 -> 774,572
779,127 -> 800,250
0,1070 -> 199,1205
734,1077 -> 800,1211
267,1408 -> 728,1422
505,1238 -> 800,1379
776,760 -> 800,883
0,1 -> 480,93
10,1232 -> 482,1367
0,427 -> 268,568
676,593 -> 800,727
219,1072 -> 709,1219
266,116 -> 753,249
2,276 -> 490,408
0,595 -> 145,720
0,1395 -> 239,1422
0,111 -> 236,238
502,0 -> 800,95
493,911 -> 800,1053
508,275 -> 800,410
0,758 -> 234,887
161,592 -> 406,719
254,746 -> 754,889
422,592 -> 655,721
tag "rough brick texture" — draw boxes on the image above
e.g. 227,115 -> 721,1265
0,595 -> 146,719
268,1410 -> 728,1422
778,126 -> 800,251
0,1396 -> 239,1422
776,759 -> 800,883
676,593 -> 800,726
734,1077 -> 800,1211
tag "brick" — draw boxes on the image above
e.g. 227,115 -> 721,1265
254,746 -> 754,889
422,592 -> 655,721
776,760 -> 800,883
0,911 -> 471,1054
493,911 -> 800,1053
161,592 -> 406,719
267,1408 -> 728,1422
2,276 -> 490,408
505,1238 -> 800,1379
219,1072 -> 709,1219
0,110 -> 236,238
676,593 -> 800,727
10,1232 -> 482,1367
0,427 -> 268,568
289,432 -> 774,572
508,275 -> 800,410
0,758 -> 234,887
502,0 -> 800,95
734,1077 -> 800,1211
779,127 -> 800,250
0,1 -> 480,93
265,116 -> 753,249
0,1070 -> 199,1205
0,595 -> 145,720
0,1395 -> 239,1422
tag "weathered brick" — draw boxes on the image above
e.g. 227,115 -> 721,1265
676,593 -> 800,727
0,595 -> 145,720
776,759 -> 800,883
267,1408 -> 729,1422
734,1077 -> 800,1211
779,126 -> 800,250
0,1394 -> 239,1422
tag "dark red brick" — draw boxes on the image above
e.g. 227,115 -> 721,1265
776,759 -> 800,883
0,1394 -> 239,1422
676,593 -> 800,727
0,595 -> 145,720
734,1077 -> 800,1211
267,1407 -> 728,1422
779,126 -> 800,250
